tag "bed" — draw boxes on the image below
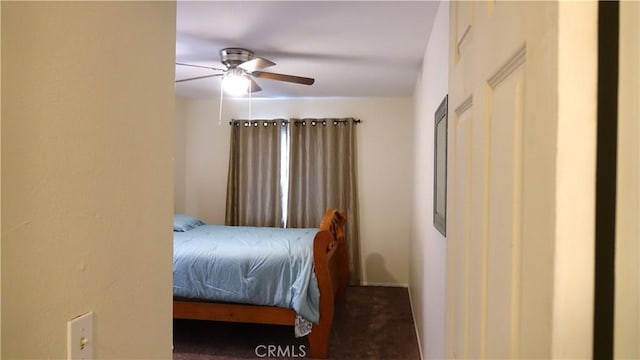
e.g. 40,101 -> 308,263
172,209 -> 348,359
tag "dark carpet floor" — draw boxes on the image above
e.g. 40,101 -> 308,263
173,286 -> 421,359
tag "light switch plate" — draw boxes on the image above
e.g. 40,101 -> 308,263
67,311 -> 93,360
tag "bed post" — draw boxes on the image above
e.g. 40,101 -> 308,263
334,214 -> 349,300
308,230 -> 335,359
308,209 -> 348,358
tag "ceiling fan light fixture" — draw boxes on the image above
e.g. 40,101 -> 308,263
177,47 -> 315,96
222,68 -> 251,96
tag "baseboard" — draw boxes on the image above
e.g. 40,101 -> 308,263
407,286 -> 424,360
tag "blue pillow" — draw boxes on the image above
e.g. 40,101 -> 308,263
174,214 -> 206,232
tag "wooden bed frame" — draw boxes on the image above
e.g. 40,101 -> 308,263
173,208 -> 349,359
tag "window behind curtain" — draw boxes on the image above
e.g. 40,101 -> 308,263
225,117 -> 360,284
225,119 -> 287,227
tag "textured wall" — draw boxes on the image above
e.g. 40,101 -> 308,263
2,2 -> 176,358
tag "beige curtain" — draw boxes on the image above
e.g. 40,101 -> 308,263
225,119 -> 286,227
287,118 -> 360,284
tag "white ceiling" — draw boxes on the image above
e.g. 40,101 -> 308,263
175,1 -> 440,99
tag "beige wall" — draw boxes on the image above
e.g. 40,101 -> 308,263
175,96 -> 414,286
616,1 -> 640,357
1,2 -> 176,358
409,2 -> 449,359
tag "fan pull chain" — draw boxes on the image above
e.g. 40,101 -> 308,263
249,86 -> 252,121
218,79 -> 224,126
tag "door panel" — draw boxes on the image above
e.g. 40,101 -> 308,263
455,1 -> 473,63
448,3 -> 534,358
450,105 -> 472,358
447,1 -> 595,358
486,58 -> 524,359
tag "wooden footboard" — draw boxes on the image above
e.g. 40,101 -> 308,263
173,208 -> 348,359
308,209 -> 348,358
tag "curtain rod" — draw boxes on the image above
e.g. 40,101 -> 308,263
229,118 -> 362,126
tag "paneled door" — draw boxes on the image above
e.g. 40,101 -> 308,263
446,2 -> 597,359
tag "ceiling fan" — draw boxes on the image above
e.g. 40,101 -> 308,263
176,48 -> 315,95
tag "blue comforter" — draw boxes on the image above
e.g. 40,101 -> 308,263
173,225 -> 320,323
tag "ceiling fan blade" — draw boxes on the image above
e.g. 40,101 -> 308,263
176,62 -> 226,72
176,74 -> 223,83
252,71 -> 315,85
249,77 -> 262,93
238,57 -> 276,72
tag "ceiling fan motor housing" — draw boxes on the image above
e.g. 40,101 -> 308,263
220,48 -> 254,68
